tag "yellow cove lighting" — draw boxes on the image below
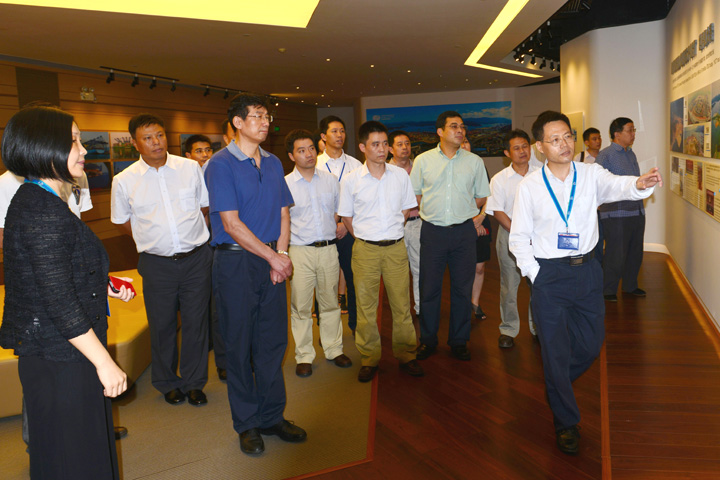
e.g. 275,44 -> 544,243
0,0 -> 320,28
464,0 -> 542,79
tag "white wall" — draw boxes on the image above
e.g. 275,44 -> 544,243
561,21 -> 667,249
316,106 -> 357,158
359,84 -> 560,177
665,0 -> 720,324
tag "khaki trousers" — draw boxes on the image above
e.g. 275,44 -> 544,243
289,244 -> 343,363
352,239 -> 417,366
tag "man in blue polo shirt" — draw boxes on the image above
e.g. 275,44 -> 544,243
204,93 -> 306,456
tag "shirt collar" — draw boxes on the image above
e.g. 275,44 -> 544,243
611,142 -> 632,153
227,141 -> 270,162
289,167 -> 319,183
139,153 -> 176,175
435,143 -> 463,160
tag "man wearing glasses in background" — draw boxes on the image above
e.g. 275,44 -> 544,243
595,118 -> 647,302
204,93 -> 306,456
410,111 -> 490,362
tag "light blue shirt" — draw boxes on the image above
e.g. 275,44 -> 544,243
410,144 -> 490,226
285,168 -> 339,246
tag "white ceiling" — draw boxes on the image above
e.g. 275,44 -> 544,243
0,0 -> 567,106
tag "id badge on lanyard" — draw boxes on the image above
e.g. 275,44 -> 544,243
541,164 -> 580,251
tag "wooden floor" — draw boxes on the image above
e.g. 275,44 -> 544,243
309,247 -> 720,479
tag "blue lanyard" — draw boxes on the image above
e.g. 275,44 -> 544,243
25,179 -> 60,198
326,160 -> 345,182
541,163 -> 576,231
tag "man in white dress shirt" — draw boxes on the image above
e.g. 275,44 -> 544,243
284,129 -> 352,377
317,115 -> 362,334
111,114 -> 212,407
485,129 -> 537,349
509,110 -> 662,455
338,121 -> 422,383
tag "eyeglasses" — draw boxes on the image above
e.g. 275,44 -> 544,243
543,133 -> 574,148
193,147 -> 213,154
446,123 -> 466,131
623,128 -> 637,133
246,114 -> 273,123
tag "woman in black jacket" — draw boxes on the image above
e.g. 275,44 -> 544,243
0,106 -> 134,479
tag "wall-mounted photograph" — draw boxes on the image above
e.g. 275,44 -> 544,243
81,131 -> 110,160
366,101 -> 511,157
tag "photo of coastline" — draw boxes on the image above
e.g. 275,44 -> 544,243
366,101 -> 512,157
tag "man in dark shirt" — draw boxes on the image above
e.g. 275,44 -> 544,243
595,117 -> 647,302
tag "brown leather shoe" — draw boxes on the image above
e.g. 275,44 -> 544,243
357,366 -> 378,383
296,363 -> 312,377
331,354 -> 353,368
399,359 -> 424,377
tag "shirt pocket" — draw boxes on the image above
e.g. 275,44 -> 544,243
179,187 -> 198,212
318,192 -> 335,215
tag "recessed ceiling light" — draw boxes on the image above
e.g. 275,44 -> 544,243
326,58 -> 330,61
407,70 -> 411,73
321,94 -> 324,97
417,82 -> 421,85
370,64 -> 374,68
296,86 -> 300,89
463,0 -> 542,79
5,0 -> 321,28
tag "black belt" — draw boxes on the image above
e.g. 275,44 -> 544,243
541,251 -> 595,266
407,216 -> 420,222
305,239 -> 337,247
359,238 -> 403,247
217,241 -> 277,252
424,218 -> 472,228
146,242 -> 207,261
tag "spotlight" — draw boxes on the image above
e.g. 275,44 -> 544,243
149,77 -> 157,89
170,80 -> 176,92
550,61 -> 556,71
530,55 -> 536,65
106,69 -> 115,84
224,89 -> 229,99
131,74 -> 139,87
540,58 -> 547,69
203,86 -> 210,97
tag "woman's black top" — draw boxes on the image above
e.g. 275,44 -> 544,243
0,183 -> 110,362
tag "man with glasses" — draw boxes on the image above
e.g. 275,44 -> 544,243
184,134 -> 214,168
510,111 -> 661,454
410,111 -> 490,362
595,118 -> 647,302
204,93 -> 306,456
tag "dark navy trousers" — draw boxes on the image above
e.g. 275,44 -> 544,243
532,257 -> 605,431
337,233 -> 357,332
213,249 -> 287,433
418,219 -> 476,348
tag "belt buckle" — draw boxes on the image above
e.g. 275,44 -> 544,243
569,255 -> 583,266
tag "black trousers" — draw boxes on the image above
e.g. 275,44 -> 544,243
213,249 -> 288,433
418,220 -> 476,348
600,215 -> 645,295
20,356 -> 119,479
138,244 -> 212,394
532,258 -> 605,431
337,234 -> 357,331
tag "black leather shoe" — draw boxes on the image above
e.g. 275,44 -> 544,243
416,343 -> 436,360
217,368 -> 227,381
259,420 -> 307,443
186,389 -> 207,406
472,304 -> 487,320
556,425 -> 580,455
450,345 -> 471,361
604,294 -> 618,302
625,288 -> 646,297
296,363 -> 312,377
164,388 -> 185,405
114,426 -> 128,440
240,428 -> 265,454
399,359 -> 424,377
358,366 -> 378,383
498,334 -> 514,348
